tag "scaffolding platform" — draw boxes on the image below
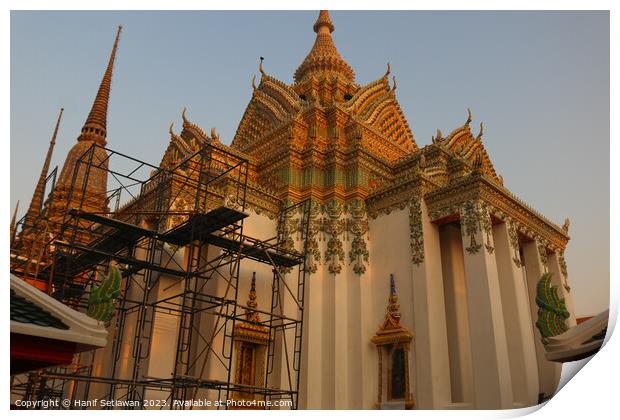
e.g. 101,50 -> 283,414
43,206 -> 301,287
161,206 -> 248,245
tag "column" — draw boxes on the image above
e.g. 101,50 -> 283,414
410,198 -> 451,408
439,224 -> 474,404
460,202 -> 512,409
522,240 -> 562,399
547,251 -> 577,327
492,222 -> 539,407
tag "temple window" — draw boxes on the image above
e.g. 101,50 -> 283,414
371,274 -> 414,409
232,272 -> 269,407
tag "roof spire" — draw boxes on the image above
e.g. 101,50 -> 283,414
294,11 -> 354,83
78,25 -> 122,145
246,272 -> 260,322
387,274 -> 401,322
24,107 -> 63,229
10,200 -> 20,244
313,10 -> 335,34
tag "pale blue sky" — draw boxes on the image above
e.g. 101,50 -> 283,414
10,11 -> 609,315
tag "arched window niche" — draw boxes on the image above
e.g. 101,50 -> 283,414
371,274 -> 414,409
232,272 -> 269,408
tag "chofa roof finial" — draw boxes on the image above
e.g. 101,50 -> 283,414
251,75 -> 257,91
384,62 -> 391,78
477,122 -> 484,139
181,107 -> 188,124
259,56 -> 266,77
392,76 -> 397,91
562,217 -> 571,232
466,107 -> 472,125
432,128 -> 443,144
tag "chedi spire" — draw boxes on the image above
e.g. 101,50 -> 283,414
23,107 -> 63,230
78,25 -> 122,145
294,10 -> 354,83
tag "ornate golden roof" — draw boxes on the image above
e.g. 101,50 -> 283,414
294,11 -> 355,83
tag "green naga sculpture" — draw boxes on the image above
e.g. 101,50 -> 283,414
535,272 -> 570,339
87,261 -> 121,323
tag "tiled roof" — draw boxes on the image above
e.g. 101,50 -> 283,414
10,289 -> 69,330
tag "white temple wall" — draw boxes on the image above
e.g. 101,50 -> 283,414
343,236 -> 366,409
299,237 -> 323,409
368,206 -> 414,408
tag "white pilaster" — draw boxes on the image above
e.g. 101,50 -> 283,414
492,222 -> 539,407
438,224 -> 474,404
459,203 -> 512,409
410,199 -> 451,408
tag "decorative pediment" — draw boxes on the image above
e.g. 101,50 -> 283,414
344,75 -> 417,152
371,274 -> 413,346
436,111 -> 499,181
232,75 -> 301,152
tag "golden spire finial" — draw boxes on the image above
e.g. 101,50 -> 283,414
246,272 -> 260,322
294,10 -> 354,83
313,10 -> 335,34
79,26 -> 122,145
387,274 -> 401,322
24,107 -> 63,230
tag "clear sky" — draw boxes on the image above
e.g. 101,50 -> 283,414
10,11 -> 609,316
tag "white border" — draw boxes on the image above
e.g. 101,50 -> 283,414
3,1 -> 616,418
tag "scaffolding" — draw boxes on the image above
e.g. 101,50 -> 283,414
10,141 -> 310,409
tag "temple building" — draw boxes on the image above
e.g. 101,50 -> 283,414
11,11 -> 597,410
